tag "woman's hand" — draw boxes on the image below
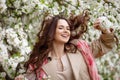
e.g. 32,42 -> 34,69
93,18 -> 111,33
14,75 -> 25,80
93,19 -> 102,30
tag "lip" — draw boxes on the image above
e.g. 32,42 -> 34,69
61,34 -> 69,38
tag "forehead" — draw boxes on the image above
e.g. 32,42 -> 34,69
57,19 -> 69,26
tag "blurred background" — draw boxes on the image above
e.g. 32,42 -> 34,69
0,0 -> 120,80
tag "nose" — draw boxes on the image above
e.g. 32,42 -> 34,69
64,27 -> 69,32
63,28 -> 70,35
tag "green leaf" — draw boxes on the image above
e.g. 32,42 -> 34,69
11,52 -> 21,58
40,0 -> 45,4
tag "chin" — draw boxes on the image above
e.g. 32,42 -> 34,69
61,39 -> 69,43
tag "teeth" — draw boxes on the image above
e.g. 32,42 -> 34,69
62,35 -> 68,37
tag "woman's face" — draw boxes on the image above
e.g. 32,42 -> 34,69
54,19 -> 70,44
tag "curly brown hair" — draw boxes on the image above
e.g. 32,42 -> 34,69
24,10 -> 90,72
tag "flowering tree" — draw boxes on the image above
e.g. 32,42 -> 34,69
0,0 -> 120,80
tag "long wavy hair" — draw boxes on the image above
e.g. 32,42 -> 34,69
24,10 -> 90,72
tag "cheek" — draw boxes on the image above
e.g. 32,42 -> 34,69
54,31 -> 61,39
55,29 -> 62,36
69,31 -> 71,36
67,31 -> 71,38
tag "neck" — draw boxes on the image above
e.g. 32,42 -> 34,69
52,41 -> 65,58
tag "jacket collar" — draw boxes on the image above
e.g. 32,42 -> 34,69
42,52 -> 81,80
67,51 -> 82,80
42,58 -> 58,80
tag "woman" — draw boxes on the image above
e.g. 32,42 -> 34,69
15,10 -> 117,80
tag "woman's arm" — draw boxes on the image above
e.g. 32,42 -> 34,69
90,32 -> 116,58
70,18 -> 117,58
90,19 -> 117,58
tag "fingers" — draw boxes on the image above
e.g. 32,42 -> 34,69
110,28 -> 114,32
93,19 -> 102,30
93,18 -> 114,34
14,75 -> 24,80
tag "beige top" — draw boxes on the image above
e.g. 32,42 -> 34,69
54,54 -> 74,80
51,52 -> 90,80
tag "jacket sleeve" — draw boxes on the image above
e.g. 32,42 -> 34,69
90,32 -> 116,58
24,59 -> 49,80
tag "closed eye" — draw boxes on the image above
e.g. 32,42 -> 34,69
58,25 -> 70,30
58,25 -> 64,29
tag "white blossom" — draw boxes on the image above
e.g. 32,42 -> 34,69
0,0 -> 120,79
14,1 -> 21,9
98,16 -> 113,28
0,41 -> 9,59
0,0 -> 7,13
21,0 -> 28,3
0,72 -> 6,77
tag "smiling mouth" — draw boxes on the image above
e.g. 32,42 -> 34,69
61,35 -> 69,38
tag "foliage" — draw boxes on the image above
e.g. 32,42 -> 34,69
0,0 -> 120,80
